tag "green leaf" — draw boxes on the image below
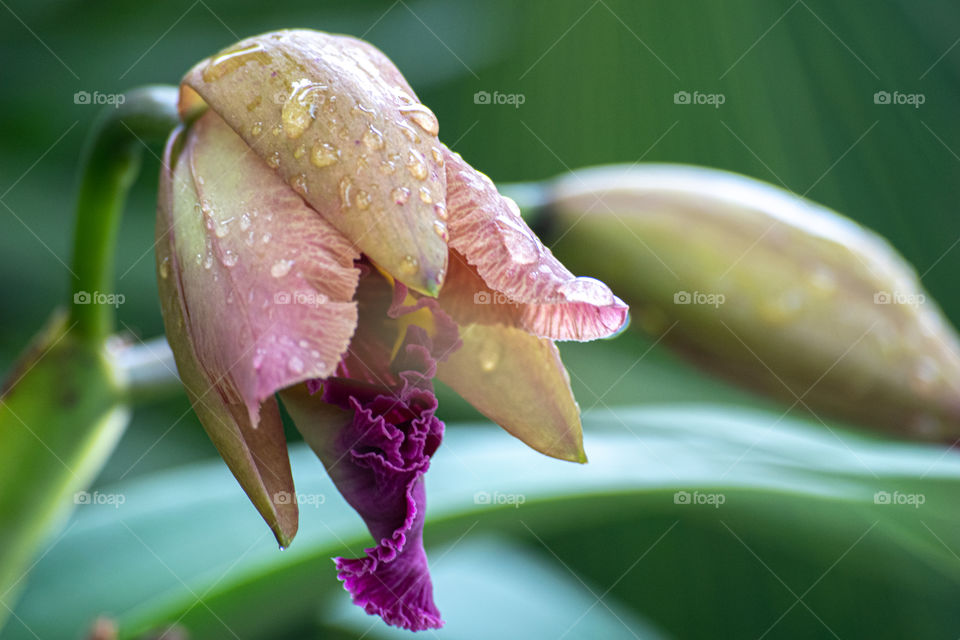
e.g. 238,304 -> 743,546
5,406 -> 960,639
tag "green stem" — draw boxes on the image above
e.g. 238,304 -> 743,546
69,85 -> 180,343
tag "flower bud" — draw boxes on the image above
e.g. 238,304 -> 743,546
546,164 -> 960,439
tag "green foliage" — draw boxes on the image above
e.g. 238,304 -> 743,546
5,408 -> 960,639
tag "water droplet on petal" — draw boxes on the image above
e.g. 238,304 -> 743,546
479,340 -> 501,372
399,255 -> 419,275
290,173 -> 308,195
362,125 -> 385,151
419,186 -> 433,204
281,79 -> 327,139
434,202 -> 448,220
159,256 -> 170,279
222,250 -> 238,267
288,355 -> 304,374
503,196 -> 522,218
399,104 -> 440,136
271,259 -> 294,278
310,142 -> 339,167
406,150 -> 428,180
397,119 -> 420,143
266,152 -> 281,169
240,213 -> 251,231
250,122 -> 263,136
433,220 -> 448,241
202,43 -> 271,82
339,177 -> 353,209
356,189 -> 371,210
392,186 -> 410,205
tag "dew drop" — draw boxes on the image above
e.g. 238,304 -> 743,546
433,220 -> 448,241
288,355 -> 305,374
239,213 -> 252,231
406,150 -> 428,180
293,144 -> 306,159
203,253 -> 214,270
356,189 -> 371,210
202,43 -> 271,82
298,339 -> 309,348
290,173 -> 308,195
362,125 -> 385,151
281,79 -> 326,139
396,119 -> 420,143
271,259 -> 294,278
503,196 -> 522,218
434,202 -> 448,220
399,255 -> 419,275
251,122 -> 263,137
222,250 -> 238,267
261,232 -> 272,244
479,340 -> 501,372
399,104 -> 440,136
419,186 -> 433,204
339,176 -> 353,209
266,152 -> 281,169
159,255 -> 170,279
392,186 -> 410,205
431,147 -> 444,166
310,142 -> 339,167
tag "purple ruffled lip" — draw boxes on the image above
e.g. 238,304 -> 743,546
306,302 -> 459,631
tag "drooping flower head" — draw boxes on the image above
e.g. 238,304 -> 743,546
156,29 -> 627,631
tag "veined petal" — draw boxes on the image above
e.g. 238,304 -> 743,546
441,148 -> 628,341
156,127 -> 297,547
181,30 -> 448,295
164,110 -> 360,426
437,323 -> 585,462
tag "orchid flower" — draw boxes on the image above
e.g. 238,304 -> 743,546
156,30 -> 627,631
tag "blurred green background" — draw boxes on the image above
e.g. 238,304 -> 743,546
2,0 -> 960,638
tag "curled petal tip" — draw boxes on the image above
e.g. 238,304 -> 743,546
441,148 -> 629,341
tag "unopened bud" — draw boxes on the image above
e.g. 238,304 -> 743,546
545,164 -> 960,440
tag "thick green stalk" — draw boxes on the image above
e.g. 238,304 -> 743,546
69,85 -> 180,342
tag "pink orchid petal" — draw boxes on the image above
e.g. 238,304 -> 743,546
164,110 -> 360,425
437,323 -> 585,462
442,148 -> 628,341
157,127 -> 298,547
182,30 -> 448,295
